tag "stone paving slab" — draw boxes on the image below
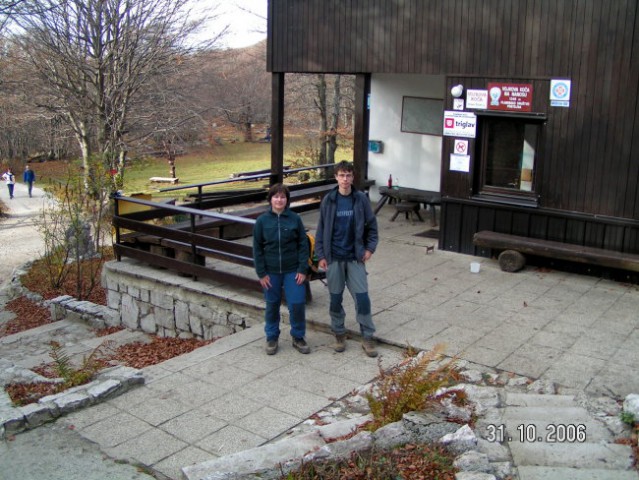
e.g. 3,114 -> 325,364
517,466 -> 639,480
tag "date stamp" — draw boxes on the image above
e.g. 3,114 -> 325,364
485,424 -> 587,443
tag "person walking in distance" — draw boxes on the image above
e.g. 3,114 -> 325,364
253,183 -> 311,355
23,165 -> 36,198
2,167 -> 15,199
315,161 -> 380,357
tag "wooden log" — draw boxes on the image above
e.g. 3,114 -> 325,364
498,249 -> 526,272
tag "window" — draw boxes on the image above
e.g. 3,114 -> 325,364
475,115 -> 543,205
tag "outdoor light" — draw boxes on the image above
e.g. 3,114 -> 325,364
450,84 -> 464,98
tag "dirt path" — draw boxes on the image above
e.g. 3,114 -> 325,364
0,181 -> 47,290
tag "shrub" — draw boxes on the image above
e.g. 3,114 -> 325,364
365,345 -> 462,431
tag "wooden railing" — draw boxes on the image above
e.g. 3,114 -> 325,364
112,178 -> 339,293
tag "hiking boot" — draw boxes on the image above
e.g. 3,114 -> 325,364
334,334 -> 346,353
266,339 -> 278,355
292,337 -> 310,354
361,338 -> 378,357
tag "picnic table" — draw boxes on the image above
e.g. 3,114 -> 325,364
375,186 -> 441,226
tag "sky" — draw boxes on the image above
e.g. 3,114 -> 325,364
199,0 -> 268,49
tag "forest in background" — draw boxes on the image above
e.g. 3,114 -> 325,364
0,0 -> 356,192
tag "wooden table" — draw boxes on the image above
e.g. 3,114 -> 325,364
375,186 -> 441,226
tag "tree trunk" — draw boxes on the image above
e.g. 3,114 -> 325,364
327,76 -> 341,164
316,74 -> 328,165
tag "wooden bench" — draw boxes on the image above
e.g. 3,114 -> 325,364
473,230 -> 639,273
390,202 -> 423,222
150,177 -> 179,184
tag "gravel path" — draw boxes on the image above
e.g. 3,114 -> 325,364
0,181 -> 49,290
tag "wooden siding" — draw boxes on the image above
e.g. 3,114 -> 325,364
268,0 -> 637,79
441,198 -> 639,256
270,0 -> 639,221
269,0 -> 639,271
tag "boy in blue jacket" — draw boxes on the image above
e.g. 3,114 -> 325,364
253,183 -> 310,355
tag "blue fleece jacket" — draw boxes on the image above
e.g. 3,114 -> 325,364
253,207 -> 309,278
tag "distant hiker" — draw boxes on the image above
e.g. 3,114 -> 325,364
2,168 -> 15,199
23,165 -> 36,197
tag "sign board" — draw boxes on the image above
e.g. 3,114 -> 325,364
550,79 -> 571,107
443,111 -> 477,138
453,139 -> 469,155
466,89 -> 488,110
453,98 -> 465,110
450,154 -> 470,172
487,83 -> 533,112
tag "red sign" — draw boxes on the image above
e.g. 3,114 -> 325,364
487,83 -> 533,112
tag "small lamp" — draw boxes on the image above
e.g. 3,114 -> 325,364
450,84 -> 464,98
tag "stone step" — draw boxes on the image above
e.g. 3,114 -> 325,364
505,406 -> 597,421
509,442 -> 635,470
503,406 -> 613,443
505,392 -> 577,408
518,466 -> 639,480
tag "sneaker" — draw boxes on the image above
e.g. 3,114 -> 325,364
334,334 -> 346,353
361,338 -> 378,358
266,339 -> 278,355
292,337 -> 310,354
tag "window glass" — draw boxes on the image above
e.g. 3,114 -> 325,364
478,117 -> 541,199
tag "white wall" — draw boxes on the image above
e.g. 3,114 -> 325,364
367,74 -> 445,201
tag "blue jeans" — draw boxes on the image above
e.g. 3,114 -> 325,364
263,271 -> 306,341
326,260 -> 376,339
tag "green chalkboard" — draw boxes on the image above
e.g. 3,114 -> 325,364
401,96 -> 443,136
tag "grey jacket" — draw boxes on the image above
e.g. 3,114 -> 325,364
315,186 -> 378,263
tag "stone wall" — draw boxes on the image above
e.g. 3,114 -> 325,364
97,260 -> 264,340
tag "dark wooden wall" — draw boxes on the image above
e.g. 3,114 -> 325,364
268,0 -> 639,265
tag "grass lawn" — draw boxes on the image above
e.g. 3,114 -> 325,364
124,143 -> 272,200
33,138 -> 353,202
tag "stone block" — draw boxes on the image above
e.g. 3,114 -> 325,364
154,307 -> 175,330
107,290 -> 121,310
121,294 -> 140,330
140,313 -> 156,334
87,379 -> 122,400
20,402 -> 57,428
150,290 -> 174,310
175,300 -> 189,331
128,285 -> 140,299
53,392 -> 92,414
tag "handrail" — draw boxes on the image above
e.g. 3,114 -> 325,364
114,195 -> 257,225
158,162 -> 338,194
111,180 -> 336,287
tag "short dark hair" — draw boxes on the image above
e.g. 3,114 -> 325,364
267,183 -> 290,205
335,160 -> 354,174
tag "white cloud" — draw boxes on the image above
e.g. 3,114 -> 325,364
194,0 -> 267,49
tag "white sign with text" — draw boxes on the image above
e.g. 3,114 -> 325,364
443,111 -> 477,138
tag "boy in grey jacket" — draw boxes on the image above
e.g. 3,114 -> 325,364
315,161 -> 379,357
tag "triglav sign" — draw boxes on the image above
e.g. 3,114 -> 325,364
443,111 -> 477,138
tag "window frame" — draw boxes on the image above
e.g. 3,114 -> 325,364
472,112 -> 546,207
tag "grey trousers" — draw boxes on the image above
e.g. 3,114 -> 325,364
326,260 -> 376,338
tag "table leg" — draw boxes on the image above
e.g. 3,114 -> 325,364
374,194 -> 389,215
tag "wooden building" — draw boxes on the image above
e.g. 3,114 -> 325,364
267,0 -> 639,279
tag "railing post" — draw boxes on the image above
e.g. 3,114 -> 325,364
113,194 -> 121,261
190,213 -> 198,281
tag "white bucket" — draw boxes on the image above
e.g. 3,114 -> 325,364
470,262 -> 481,273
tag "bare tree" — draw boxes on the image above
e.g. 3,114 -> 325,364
10,0 -> 226,189
200,41 -> 270,143
286,73 -> 355,165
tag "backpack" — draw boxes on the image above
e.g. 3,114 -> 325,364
306,232 -> 319,273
